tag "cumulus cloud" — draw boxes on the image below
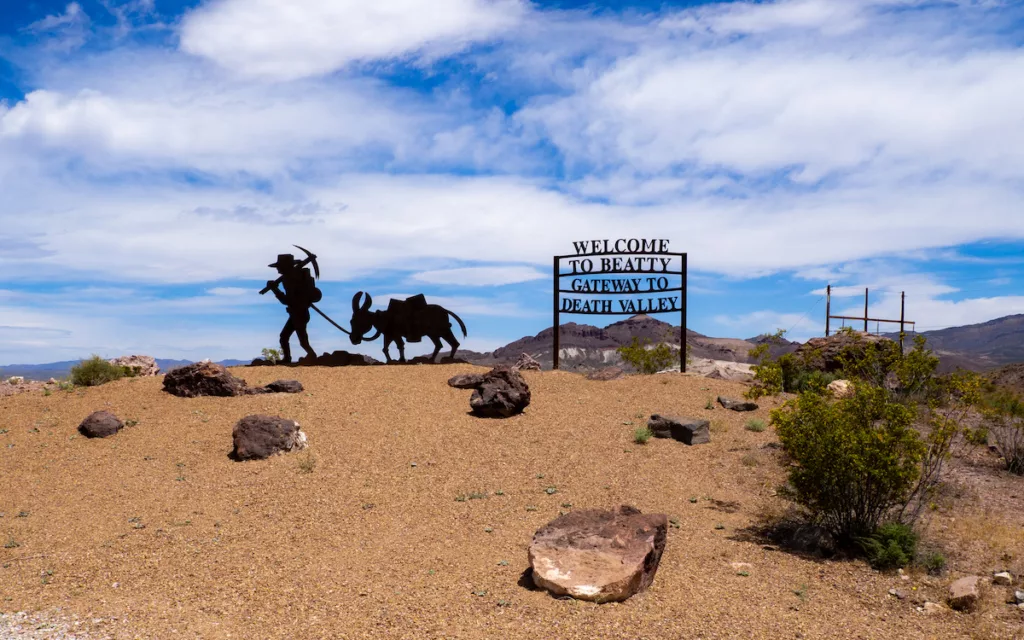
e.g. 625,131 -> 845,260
178,0 -> 527,80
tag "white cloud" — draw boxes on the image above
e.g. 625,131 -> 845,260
23,2 -> 91,51
411,266 -> 548,286
178,0 -> 527,81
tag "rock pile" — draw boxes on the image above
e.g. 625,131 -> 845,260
231,415 -> 308,460
162,361 -> 303,397
447,365 -> 531,418
795,331 -> 896,373
109,355 -> 160,376
250,350 -> 380,367
78,411 -> 124,438
528,505 -> 668,603
512,353 -> 542,371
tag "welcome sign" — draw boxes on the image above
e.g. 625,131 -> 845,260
552,239 -> 687,371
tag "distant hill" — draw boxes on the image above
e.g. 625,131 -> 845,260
0,358 -> 248,381
884,314 -> 1024,371
458,314 -> 799,371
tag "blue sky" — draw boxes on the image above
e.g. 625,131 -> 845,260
1,0 -> 1023,364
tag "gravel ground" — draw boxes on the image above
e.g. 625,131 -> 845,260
1,365 -> 1022,639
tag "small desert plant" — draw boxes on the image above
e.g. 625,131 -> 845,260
633,426 -> 653,444
297,452 -> 316,474
981,389 -> 1024,475
920,550 -> 947,575
963,426 -> 989,446
705,397 -> 714,410
261,348 -> 282,364
741,452 -> 760,467
69,355 -> 131,387
616,337 -> 677,374
856,522 -> 917,570
745,418 -> 766,432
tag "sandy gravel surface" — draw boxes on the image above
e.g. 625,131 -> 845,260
1,365 -> 1021,639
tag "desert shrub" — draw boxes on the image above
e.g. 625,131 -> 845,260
921,550 -> 947,575
633,426 -> 653,444
70,355 -> 131,387
856,522 -> 918,570
261,347 -> 282,364
788,369 -> 841,394
745,418 -> 766,432
772,384 -> 925,542
837,334 -> 939,403
981,389 -> 1024,474
963,426 -> 990,446
616,337 -> 677,374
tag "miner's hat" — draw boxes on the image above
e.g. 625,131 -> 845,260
268,253 -> 296,268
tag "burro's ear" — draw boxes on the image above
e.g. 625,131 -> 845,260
362,292 -> 373,311
352,292 -> 364,313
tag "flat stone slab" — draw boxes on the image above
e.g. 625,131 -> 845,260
648,415 -> 710,445
264,379 -> 304,394
528,505 -> 668,603
718,396 -> 759,412
948,576 -> 981,611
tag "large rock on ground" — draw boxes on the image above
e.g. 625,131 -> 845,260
231,415 -> 308,460
718,396 -> 759,412
795,332 -> 897,373
108,355 -> 160,376
648,415 -> 710,445
264,379 -> 304,394
512,353 -> 542,371
447,365 -> 531,418
948,576 -> 982,611
162,361 -> 252,397
528,505 -> 668,603
78,411 -> 124,438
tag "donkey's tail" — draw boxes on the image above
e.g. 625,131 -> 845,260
447,309 -> 467,337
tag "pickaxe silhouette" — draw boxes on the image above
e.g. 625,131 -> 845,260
260,245 -> 350,335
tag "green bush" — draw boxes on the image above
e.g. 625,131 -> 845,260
981,389 -> 1024,474
744,418 -> 766,432
69,355 -> 132,387
771,383 -> 925,542
857,522 -> 918,570
261,347 -> 282,364
616,337 -> 678,374
633,426 -> 653,444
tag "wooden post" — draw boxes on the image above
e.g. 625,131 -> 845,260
825,284 -> 831,336
900,291 -> 906,354
864,288 -> 869,332
553,255 -> 560,370
681,253 -> 687,373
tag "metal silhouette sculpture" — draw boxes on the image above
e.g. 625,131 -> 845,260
261,245 -> 326,364
348,291 -> 467,363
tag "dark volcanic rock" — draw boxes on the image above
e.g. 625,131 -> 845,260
717,396 -> 759,412
163,361 -> 252,397
231,415 -> 307,460
448,365 -> 530,418
648,414 -> 710,445
250,350 -> 381,367
264,379 -> 303,393
795,332 -> 897,373
78,411 -> 124,438
528,505 -> 668,603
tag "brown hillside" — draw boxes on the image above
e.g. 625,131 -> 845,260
1,366 -> 1022,639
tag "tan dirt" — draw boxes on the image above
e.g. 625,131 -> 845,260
1,365 -> 1022,639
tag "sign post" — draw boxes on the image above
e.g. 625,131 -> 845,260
552,239 -> 687,372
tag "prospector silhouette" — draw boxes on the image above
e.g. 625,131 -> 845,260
260,245 -> 350,364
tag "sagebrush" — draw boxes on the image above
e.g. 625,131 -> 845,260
70,355 -> 134,387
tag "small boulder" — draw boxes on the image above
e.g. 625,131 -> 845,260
718,396 -> 759,412
448,365 -> 530,418
993,571 -> 1014,586
231,415 -> 308,461
827,379 -> 853,398
647,414 -> 710,445
6,376 -> 25,385
1014,589 -> 1024,604
162,361 -> 252,397
108,355 -> 160,377
948,576 -> 982,611
528,505 -> 668,603
264,379 -> 304,394
921,602 -> 948,615
78,411 -> 124,439
512,353 -> 542,371
586,367 -> 625,381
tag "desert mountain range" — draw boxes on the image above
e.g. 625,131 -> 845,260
2,314 -> 1022,380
